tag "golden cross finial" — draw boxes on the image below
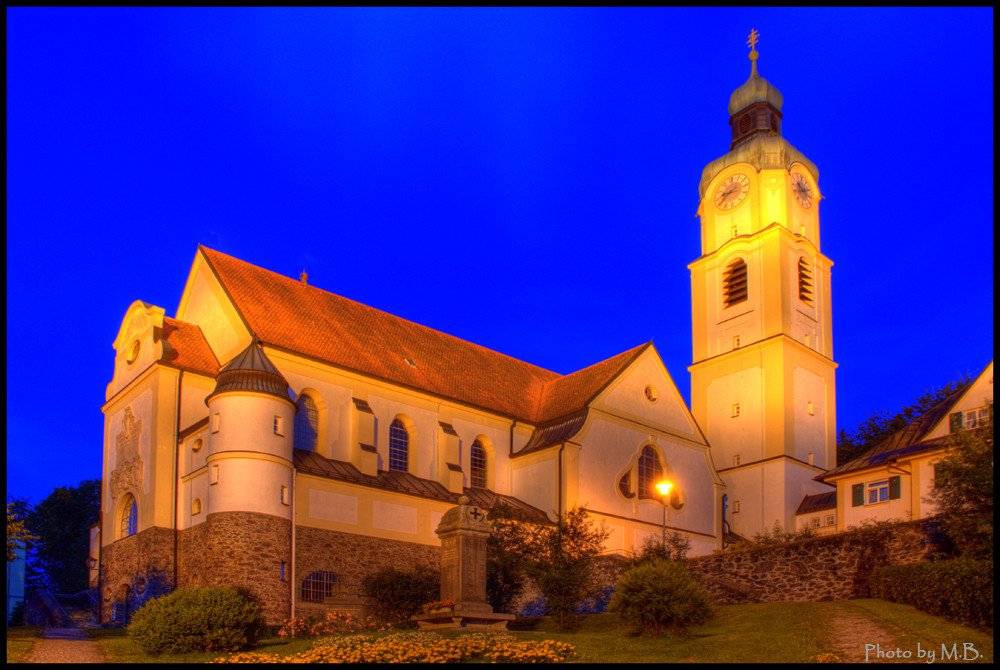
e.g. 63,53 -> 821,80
747,29 -> 759,52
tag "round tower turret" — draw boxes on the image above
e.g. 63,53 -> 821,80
203,340 -> 296,623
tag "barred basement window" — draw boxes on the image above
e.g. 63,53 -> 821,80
294,395 -> 319,451
798,257 -> 814,306
723,258 -> 748,308
637,446 -> 664,500
300,571 -> 359,603
389,419 -> 409,472
470,440 -> 487,489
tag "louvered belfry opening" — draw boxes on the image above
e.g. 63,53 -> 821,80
723,258 -> 748,308
798,257 -> 814,306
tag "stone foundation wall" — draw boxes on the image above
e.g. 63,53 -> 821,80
294,525 -> 440,620
99,526 -> 176,623
686,520 -> 933,605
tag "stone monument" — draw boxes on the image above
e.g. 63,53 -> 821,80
412,496 -> 515,630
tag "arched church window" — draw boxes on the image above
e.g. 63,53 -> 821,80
723,258 -> 748,308
637,446 -> 664,500
119,494 -> 138,539
294,394 -> 319,451
389,419 -> 409,472
470,440 -> 487,489
797,257 -> 814,306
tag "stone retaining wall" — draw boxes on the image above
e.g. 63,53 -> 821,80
686,520 -> 933,605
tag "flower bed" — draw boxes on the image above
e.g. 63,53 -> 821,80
277,612 -> 391,638
213,631 -> 577,663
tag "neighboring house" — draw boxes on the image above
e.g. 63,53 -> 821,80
794,491 -> 837,536
818,361 -> 993,533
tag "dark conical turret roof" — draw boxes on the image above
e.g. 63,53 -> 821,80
205,340 -> 294,407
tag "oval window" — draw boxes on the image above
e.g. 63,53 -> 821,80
126,340 -> 141,365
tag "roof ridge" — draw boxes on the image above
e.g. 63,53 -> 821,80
200,245 -> 562,380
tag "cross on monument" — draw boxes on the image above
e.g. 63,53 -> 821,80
469,507 -> 483,521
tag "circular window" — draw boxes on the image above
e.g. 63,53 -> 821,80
644,385 -> 659,403
192,438 -> 203,453
125,339 -> 141,365
739,114 -> 752,133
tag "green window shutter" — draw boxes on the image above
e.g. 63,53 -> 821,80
888,475 -> 901,500
949,412 -> 963,432
852,483 -> 865,507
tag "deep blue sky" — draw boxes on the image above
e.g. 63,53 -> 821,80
7,8 -> 994,505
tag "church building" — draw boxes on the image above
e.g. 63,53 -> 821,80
97,38 -> 839,624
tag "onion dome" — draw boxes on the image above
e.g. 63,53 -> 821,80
728,49 -> 783,117
699,31 -> 819,199
205,340 -> 295,407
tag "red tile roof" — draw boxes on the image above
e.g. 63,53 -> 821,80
198,246 -> 646,424
160,317 -> 219,376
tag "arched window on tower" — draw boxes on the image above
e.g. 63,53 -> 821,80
723,258 -> 749,308
389,419 -> 409,472
637,446 -> 664,500
470,440 -> 487,489
798,256 -> 814,306
119,494 -> 138,539
294,394 -> 319,451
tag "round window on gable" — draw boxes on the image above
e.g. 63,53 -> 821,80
192,438 -> 203,454
644,385 -> 658,403
125,339 -> 141,365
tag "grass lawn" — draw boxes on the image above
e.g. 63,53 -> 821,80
6,626 -> 43,663
83,599 -> 993,663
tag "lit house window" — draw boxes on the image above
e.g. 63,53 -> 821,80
851,476 -> 901,507
470,440 -> 487,489
389,419 -> 409,472
810,517 -> 820,529
964,407 -> 991,429
823,514 -> 835,526
294,395 -> 319,451
867,480 -> 889,504
119,494 -> 138,539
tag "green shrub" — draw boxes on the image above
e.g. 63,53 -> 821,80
361,567 -> 439,626
127,586 -> 267,655
870,559 -> 992,631
609,558 -> 714,636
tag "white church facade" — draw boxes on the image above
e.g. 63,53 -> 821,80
97,41 -> 843,624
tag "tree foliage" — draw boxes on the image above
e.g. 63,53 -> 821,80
485,502 -> 535,614
7,499 -> 37,561
25,480 -> 101,593
523,507 -> 610,631
927,416 -> 993,559
837,378 -> 969,465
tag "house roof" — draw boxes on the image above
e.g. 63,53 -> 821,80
819,381 -> 971,481
197,246 -> 650,426
293,448 -> 551,522
160,317 -> 219,376
795,490 -> 837,515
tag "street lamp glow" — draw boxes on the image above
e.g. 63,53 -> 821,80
656,482 -> 673,497
656,481 -> 674,548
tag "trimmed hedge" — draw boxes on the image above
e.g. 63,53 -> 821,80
869,559 -> 992,631
127,586 -> 267,655
361,567 -> 438,626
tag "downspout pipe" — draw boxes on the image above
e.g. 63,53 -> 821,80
173,371 -> 183,593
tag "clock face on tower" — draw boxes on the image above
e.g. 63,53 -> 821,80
791,173 -> 813,209
715,173 -> 750,211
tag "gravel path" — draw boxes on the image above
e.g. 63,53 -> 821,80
23,628 -> 106,664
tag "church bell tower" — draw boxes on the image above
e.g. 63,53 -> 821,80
689,32 -> 837,538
